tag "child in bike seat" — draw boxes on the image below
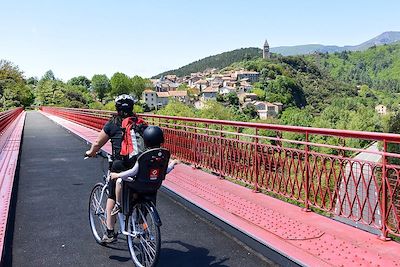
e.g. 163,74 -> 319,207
110,126 -> 179,215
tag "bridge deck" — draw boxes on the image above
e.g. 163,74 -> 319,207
40,110 -> 400,267
4,111 -> 271,266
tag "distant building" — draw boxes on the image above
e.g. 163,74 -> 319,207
238,93 -> 258,104
263,39 -> 270,59
193,79 -> 209,90
219,86 -> 236,95
242,101 -> 282,119
156,92 -> 170,107
143,89 -> 157,109
143,90 -> 189,110
200,87 -> 218,101
234,70 -> 260,83
238,80 -> 252,93
375,104 -> 387,115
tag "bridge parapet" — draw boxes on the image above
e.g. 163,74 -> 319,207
40,106 -> 400,240
0,107 -> 25,261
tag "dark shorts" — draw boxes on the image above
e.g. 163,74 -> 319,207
108,160 -> 135,200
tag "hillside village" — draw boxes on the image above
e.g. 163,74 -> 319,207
142,40 -> 283,119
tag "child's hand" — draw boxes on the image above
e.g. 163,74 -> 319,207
172,159 -> 181,165
110,172 -> 119,180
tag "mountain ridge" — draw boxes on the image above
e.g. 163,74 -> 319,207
153,31 -> 400,78
271,31 -> 400,55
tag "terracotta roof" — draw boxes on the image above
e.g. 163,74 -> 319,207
194,79 -> 208,84
235,70 -> 259,75
156,92 -> 170,98
202,87 -> 219,93
143,89 -> 155,93
220,86 -> 236,91
169,91 -> 188,97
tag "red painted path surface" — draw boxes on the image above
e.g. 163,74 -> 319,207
41,111 -> 400,267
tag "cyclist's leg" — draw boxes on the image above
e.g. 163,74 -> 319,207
106,178 -> 117,228
106,160 -> 135,230
102,178 -> 117,243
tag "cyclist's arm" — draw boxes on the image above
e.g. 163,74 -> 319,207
85,130 -> 109,157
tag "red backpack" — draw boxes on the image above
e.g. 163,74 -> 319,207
120,116 -> 147,161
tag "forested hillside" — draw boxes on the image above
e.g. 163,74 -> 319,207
153,48 -> 262,78
308,43 -> 400,92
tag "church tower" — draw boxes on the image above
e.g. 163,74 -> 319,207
263,39 -> 270,59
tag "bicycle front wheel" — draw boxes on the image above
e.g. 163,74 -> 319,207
127,203 -> 161,267
88,182 -> 108,244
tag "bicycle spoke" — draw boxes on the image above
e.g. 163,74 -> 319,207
139,236 -> 156,258
89,184 -> 108,244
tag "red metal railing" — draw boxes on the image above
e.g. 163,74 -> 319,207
0,107 -> 24,134
40,106 -> 400,239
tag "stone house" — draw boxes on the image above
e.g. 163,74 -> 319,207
233,70 -> 260,83
142,90 -> 157,109
200,87 -> 218,101
219,86 -> 236,95
243,101 -> 283,119
156,92 -> 170,108
238,93 -> 258,104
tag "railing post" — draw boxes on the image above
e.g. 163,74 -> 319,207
253,128 -> 259,193
193,122 -> 198,168
302,131 -> 311,212
218,124 -> 224,179
379,139 -> 390,240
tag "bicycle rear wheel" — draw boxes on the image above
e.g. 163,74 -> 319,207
88,183 -> 108,244
127,203 -> 161,267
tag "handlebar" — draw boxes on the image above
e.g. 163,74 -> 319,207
84,150 -> 111,160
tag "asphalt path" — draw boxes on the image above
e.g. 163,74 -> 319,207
4,111 -> 275,267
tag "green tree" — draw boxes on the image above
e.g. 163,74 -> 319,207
177,83 -> 188,91
225,92 -> 239,106
266,75 -> 306,107
157,100 -> 196,117
198,101 -> 238,120
27,77 -> 38,86
42,70 -> 56,81
0,59 -> 25,95
35,80 -> 56,105
386,112 -> 400,165
68,76 -> 91,90
251,88 -> 266,101
110,72 -> 132,96
0,60 -> 35,110
91,74 -> 111,102
131,75 -> 146,99
280,107 -> 314,127
242,104 -> 258,119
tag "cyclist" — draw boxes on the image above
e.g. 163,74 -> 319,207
110,126 -> 179,215
86,94 -> 145,243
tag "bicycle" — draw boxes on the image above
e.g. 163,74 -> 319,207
88,149 -> 170,267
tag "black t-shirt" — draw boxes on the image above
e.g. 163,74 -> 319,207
103,119 -> 123,160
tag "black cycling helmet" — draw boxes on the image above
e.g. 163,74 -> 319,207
143,126 -> 164,147
115,94 -> 134,114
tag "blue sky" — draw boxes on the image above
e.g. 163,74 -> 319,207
1,0 -> 399,80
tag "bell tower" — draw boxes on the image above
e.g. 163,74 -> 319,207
263,39 -> 270,59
